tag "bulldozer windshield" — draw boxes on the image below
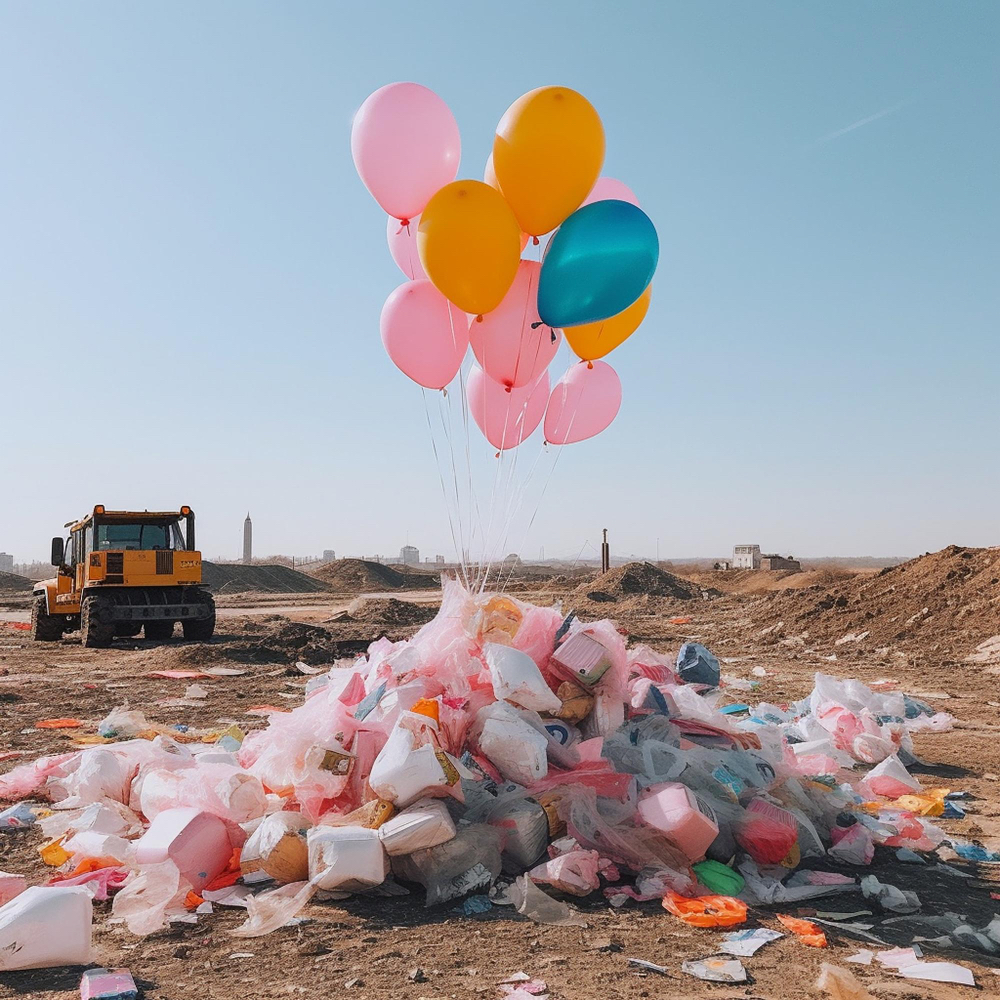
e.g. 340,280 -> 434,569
95,521 -> 184,551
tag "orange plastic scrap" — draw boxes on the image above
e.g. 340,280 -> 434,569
668,616 -> 693,625
777,913 -> 827,947
202,847 -> 242,892
892,789 -> 948,817
662,891 -> 747,927
185,889 -> 205,910
36,718 -> 83,729
411,697 -> 441,723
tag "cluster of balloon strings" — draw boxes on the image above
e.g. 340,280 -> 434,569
351,83 -> 659,591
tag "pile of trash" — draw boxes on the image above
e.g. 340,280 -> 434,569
0,580 -> 982,984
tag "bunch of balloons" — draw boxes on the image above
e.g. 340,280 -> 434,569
352,82 -> 658,451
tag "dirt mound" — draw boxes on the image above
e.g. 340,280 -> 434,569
201,562 -> 329,594
0,572 -> 31,595
310,558 -> 439,593
341,597 -> 437,628
573,561 -> 716,603
686,567 -> 866,595
753,544 -> 1000,655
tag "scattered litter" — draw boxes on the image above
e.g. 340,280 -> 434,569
816,963 -> 875,1000
35,717 -> 83,729
681,957 -> 746,983
148,670 -> 211,680
79,967 -> 138,1000
898,961 -> 975,986
627,958 -> 671,976
719,927 -> 782,956
0,803 -> 38,830
845,950 -> 874,965
663,892 -> 746,927
777,913 -> 827,947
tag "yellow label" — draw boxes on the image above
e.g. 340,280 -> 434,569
319,749 -> 355,776
435,748 -> 461,786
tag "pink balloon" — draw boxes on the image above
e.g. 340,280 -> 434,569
469,260 -> 561,389
468,365 -> 549,453
380,279 -> 468,389
386,216 -> 426,280
582,176 -> 640,208
352,83 -> 461,223
544,361 -> 622,445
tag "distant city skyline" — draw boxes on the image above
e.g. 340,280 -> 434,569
3,4 -> 997,563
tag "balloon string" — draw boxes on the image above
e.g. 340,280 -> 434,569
457,354 -> 482,579
421,388 -> 467,589
436,380 -> 468,586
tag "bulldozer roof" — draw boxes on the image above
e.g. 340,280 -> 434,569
65,506 -> 193,531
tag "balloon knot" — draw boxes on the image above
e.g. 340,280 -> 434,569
550,330 -> 557,344
441,387 -> 448,397
495,451 -> 500,459
504,384 -> 512,393
530,321 -> 543,329
587,361 -> 594,369
475,314 -> 484,323
532,236 -> 540,245
398,217 -> 410,228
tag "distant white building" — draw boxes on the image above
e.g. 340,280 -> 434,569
399,545 -> 419,565
323,549 -> 336,562
0,552 -> 13,573
733,544 -> 761,570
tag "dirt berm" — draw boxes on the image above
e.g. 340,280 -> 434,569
201,562 -> 329,594
0,571 -> 31,595
309,557 -> 439,592
573,560 -> 718,603
750,544 -> 1000,654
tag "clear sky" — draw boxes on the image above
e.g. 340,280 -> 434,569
2,2 -> 997,565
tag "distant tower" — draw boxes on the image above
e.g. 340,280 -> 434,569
243,513 -> 253,565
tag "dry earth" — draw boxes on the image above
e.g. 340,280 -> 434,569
1,550 -> 999,999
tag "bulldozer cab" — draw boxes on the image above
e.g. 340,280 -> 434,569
51,507 -> 197,594
34,505 -> 215,647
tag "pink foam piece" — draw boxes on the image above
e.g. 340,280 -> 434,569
0,871 -> 27,905
637,782 -> 719,861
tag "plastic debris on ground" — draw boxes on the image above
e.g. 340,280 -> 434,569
0,577 -> 976,970
816,963 -> 876,1000
0,885 -> 93,970
80,966 -> 139,1000
718,927 -> 783,956
682,957 -> 746,982
777,913 -> 828,947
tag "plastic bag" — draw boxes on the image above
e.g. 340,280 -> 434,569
816,963 -> 876,1000
111,861 -> 190,936
528,850 -> 600,896
777,913 -> 827,947
474,702 -> 548,787
860,755 -> 921,799
676,642 -> 720,686
485,642 -> 561,713
241,811 -> 312,883
662,891 -> 746,927
134,762 -> 266,830
392,823 -> 503,906
829,821 -> 874,866
860,875 -> 920,913
509,874 -> 587,926
307,826 -> 387,891
736,797 -> 798,864
378,798 -> 456,857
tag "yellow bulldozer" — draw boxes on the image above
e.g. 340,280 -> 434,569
31,505 -> 215,647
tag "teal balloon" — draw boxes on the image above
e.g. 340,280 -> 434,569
537,200 -> 658,328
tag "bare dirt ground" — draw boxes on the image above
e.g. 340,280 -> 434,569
2,551 -> 999,999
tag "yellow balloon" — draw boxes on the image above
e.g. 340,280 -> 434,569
417,180 -> 522,316
493,87 -> 605,237
564,285 -> 651,361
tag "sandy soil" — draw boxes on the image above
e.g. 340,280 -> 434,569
2,564 -> 1000,999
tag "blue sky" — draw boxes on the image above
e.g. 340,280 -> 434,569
2,2 -> 997,564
